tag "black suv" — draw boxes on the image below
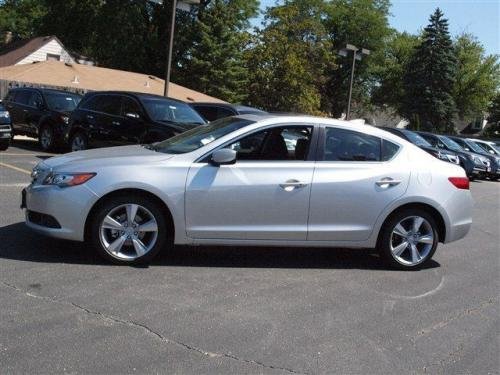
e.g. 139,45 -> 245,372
0,103 -> 12,151
66,91 -> 206,151
3,88 -> 82,151
190,102 -> 266,122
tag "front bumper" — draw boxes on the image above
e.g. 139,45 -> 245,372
22,183 -> 99,241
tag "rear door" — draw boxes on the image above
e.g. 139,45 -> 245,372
308,126 -> 409,241
8,90 -> 31,134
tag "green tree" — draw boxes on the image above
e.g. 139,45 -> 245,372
401,8 -> 457,133
453,33 -> 500,121
0,0 -> 46,42
176,0 -> 259,103
483,92 -> 500,137
323,0 -> 392,117
247,0 -> 334,114
370,31 -> 420,114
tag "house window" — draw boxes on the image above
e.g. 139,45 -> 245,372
46,53 -> 60,61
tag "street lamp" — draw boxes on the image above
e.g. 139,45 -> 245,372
150,0 -> 200,97
338,44 -> 370,120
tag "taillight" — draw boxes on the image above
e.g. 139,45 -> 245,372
448,177 -> 469,190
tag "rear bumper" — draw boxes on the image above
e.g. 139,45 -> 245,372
442,189 -> 473,243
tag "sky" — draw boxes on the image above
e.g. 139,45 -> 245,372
255,0 -> 499,56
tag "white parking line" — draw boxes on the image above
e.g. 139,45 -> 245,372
0,183 -> 28,187
0,162 -> 31,175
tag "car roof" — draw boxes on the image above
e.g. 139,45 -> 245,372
85,91 -> 187,104
9,87 -> 81,96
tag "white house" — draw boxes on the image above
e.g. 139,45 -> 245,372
0,36 -> 94,68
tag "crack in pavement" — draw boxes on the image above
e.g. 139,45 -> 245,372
1,281 -> 305,375
414,298 -> 497,340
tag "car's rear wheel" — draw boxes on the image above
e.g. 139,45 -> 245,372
90,195 -> 169,265
0,140 -> 9,151
378,209 -> 438,270
70,132 -> 88,152
39,125 -> 55,151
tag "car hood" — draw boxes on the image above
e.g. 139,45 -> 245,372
41,145 -> 173,171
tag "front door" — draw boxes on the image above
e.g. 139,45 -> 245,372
185,125 -> 315,240
308,126 -> 410,241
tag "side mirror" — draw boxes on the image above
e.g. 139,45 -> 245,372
125,112 -> 140,119
211,149 -> 236,166
489,150 -> 495,154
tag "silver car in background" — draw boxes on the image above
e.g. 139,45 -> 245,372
22,115 -> 473,270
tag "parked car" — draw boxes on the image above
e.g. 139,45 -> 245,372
23,115 -> 472,270
416,131 -> 490,179
3,88 -> 82,151
190,102 -> 267,122
378,126 -> 469,169
66,91 -> 206,152
471,139 -> 500,156
0,103 -> 12,151
447,135 -> 499,181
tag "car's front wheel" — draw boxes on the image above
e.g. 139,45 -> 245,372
90,195 -> 169,265
378,209 -> 439,270
39,125 -> 55,151
70,132 -> 88,152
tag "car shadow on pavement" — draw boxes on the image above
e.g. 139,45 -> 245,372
0,222 -> 440,271
10,138 -> 63,156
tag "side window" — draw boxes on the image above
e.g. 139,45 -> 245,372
224,126 -> 312,161
80,95 -> 101,111
121,97 -> 142,117
27,92 -> 43,108
15,90 -> 31,105
194,106 -> 218,122
217,107 -> 235,119
96,96 -> 121,116
323,127 -> 381,161
381,139 -> 400,161
5,91 -> 16,102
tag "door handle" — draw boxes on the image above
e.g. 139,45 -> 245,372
280,179 -> 308,191
112,121 -> 121,126
86,114 -> 94,120
375,178 -> 402,188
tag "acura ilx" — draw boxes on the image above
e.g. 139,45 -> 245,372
22,115 -> 472,269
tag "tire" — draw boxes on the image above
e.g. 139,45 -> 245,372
0,140 -> 9,151
39,125 -> 55,151
378,208 -> 439,270
89,194 -> 170,265
70,131 -> 88,152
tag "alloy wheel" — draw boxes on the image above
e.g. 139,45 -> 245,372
99,203 -> 159,261
390,215 -> 435,266
71,135 -> 86,151
40,128 -> 52,150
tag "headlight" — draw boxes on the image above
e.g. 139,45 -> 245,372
447,154 -> 460,164
60,115 -> 69,124
43,172 -> 96,187
0,111 -> 10,118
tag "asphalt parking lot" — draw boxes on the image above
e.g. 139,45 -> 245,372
1,139 -> 499,374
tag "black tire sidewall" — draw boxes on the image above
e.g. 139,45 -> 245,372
90,194 -> 168,265
378,208 -> 439,270
0,141 -> 8,151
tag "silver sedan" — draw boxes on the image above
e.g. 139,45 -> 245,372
23,115 -> 473,269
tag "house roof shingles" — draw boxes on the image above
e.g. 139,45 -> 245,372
0,60 -> 225,103
0,36 -> 58,67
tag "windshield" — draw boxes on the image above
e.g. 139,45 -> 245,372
403,130 -> 431,147
464,139 -> 486,154
141,97 -> 205,125
45,92 -> 81,112
151,117 -> 255,154
439,136 -> 463,152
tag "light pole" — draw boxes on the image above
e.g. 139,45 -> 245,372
338,44 -> 370,120
150,0 -> 200,97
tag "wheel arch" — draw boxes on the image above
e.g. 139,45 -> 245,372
84,188 -> 175,242
377,202 -> 447,245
